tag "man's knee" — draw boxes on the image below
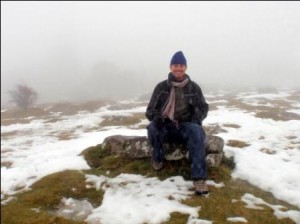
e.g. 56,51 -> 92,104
147,121 -> 156,133
184,122 -> 203,132
182,122 -> 205,140
147,121 -> 164,137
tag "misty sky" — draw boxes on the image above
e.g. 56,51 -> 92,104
1,1 -> 300,105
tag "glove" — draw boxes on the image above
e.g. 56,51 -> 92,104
153,115 -> 165,129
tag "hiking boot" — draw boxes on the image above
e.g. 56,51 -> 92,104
193,179 -> 209,195
151,160 -> 164,171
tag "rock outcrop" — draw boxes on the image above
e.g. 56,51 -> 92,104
82,134 -> 224,167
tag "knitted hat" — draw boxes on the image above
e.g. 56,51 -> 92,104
170,51 -> 187,66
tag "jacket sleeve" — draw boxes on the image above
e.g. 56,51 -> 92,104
145,83 -> 161,121
194,83 -> 209,123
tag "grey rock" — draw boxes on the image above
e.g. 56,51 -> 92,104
205,135 -> 225,154
100,134 -> 224,167
205,153 -> 224,167
54,198 -> 93,222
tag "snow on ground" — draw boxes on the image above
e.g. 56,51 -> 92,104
205,106 -> 300,208
226,216 -> 248,223
1,105 -> 147,196
236,91 -> 291,100
84,173 -> 219,224
85,173 -> 200,224
1,90 -> 300,222
241,193 -> 300,224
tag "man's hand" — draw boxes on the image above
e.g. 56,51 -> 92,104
153,115 -> 165,129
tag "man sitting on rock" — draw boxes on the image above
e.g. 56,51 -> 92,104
146,51 -> 209,195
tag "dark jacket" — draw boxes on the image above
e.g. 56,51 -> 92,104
145,73 -> 209,126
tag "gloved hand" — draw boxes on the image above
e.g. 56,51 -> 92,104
153,115 -> 165,129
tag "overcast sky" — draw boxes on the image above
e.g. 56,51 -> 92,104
1,1 -> 300,105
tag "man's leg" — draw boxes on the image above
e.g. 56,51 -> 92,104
147,121 -> 168,163
179,122 -> 208,195
180,122 -> 207,180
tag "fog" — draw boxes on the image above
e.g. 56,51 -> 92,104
1,1 -> 300,106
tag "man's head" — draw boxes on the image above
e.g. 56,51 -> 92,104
170,51 -> 187,81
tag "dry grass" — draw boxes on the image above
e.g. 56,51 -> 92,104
208,103 -> 219,111
1,118 -> 35,126
107,102 -> 147,110
1,107 -> 49,120
227,140 -> 251,148
225,96 -> 300,121
260,148 -> 276,155
286,90 -> 300,101
286,136 -> 297,140
204,124 -> 227,135
256,87 -> 279,94
46,100 -> 110,115
223,123 -> 241,129
1,161 -> 13,168
44,117 -> 62,123
1,107 -> 50,126
1,130 -> 19,138
255,110 -> 300,121
99,112 -> 146,127
51,131 -> 78,141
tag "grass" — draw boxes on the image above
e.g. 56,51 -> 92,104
1,170 -> 103,224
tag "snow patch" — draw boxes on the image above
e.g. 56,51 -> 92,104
85,173 -> 201,224
226,217 -> 248,222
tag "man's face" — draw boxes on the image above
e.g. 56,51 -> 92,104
170,64 -> 187,81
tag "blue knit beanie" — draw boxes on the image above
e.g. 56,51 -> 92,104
170,51 -> 187,66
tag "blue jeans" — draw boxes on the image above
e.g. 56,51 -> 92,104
147,121 -> 207,180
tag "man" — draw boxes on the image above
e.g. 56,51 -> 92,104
145,51 -> 209,195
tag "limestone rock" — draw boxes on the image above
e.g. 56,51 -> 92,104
83,134 -> 225,167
